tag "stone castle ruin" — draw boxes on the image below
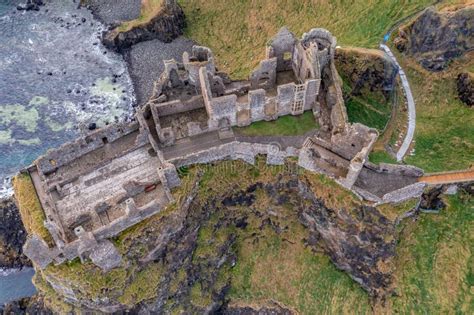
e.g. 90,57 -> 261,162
21,28 -> 425,271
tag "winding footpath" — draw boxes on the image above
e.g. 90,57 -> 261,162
379,3 -> 442,162
379,44 -> 416,162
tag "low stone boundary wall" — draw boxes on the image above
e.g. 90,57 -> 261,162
168,141 -> 299,168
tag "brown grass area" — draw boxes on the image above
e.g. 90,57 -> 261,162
179,0 -> 433,79
12,173 -> 53,246
302,172 -> 360,210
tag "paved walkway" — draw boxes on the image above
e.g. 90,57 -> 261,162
418,169 -> 474,185
380,44 -> 416,162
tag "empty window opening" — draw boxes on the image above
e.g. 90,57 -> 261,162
283,51 -> 292,61
295,84 -> 305,92
292,100 -> 304,112
102,137 -> 108,144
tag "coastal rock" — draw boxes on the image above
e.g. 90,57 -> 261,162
0,198 -> 30,269
17,0 -> 44,11
84,0 -> 142,25
102,0 -> 186,52
0,295 -> 52,315
456,72 -> 474,106
394,5 -> 474,71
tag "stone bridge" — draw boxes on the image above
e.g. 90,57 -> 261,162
419,169 -> 474,185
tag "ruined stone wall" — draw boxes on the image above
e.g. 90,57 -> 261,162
249,89 -> 266,121
250,57 -> 277,90
36,123 -> 142,176
168,141 -> 299,168
277,83 -> 295,116
209,94 -> 238,129
364,162 -> 424,177
153,96 -> 205,117
267,27 -> 297,72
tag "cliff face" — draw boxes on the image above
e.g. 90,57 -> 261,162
335,47 -> 398,99
102,0 -> 186,52
298,180 -> 396,298
0,198 -> 30,269
394,5 -> 474,71
33,161 -> 404,313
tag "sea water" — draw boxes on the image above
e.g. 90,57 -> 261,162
0,268 -> 37,305
0,0 -> 135,198
0,0 -> 136,304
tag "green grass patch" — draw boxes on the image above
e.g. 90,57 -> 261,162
346,95 -> 391,131
368,150 -> 397,165
119,262 -> 164,306
391,192 -> 473,313
235,111 -> 318,137
397,52 -> 474,172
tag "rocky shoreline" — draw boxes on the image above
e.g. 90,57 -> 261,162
101,0 -> 185,52
0,199 -> 30,270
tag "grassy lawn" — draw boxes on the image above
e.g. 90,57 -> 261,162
390,192 -> 473,314
345,94 -> 391,131
368,150 -> 397,165
178,0 -> 433,79
395,50 -> 474,172
235,111 -> 318,137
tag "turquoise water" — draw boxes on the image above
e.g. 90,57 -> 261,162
0,268 -> 37,305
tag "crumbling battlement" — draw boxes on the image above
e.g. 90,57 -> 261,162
21,27 -> 422,272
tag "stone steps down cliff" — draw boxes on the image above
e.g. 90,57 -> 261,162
102,0 -> 186,52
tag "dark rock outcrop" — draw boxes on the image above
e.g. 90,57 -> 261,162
456,72 -> 474,106
102,0 -> 186,52
335,47 -> 398,99
0,295 -> 52,315
419,185 -> 446,211
394,6 -> 474,71
298,179 -> 396,299
222,303 -> 295,314
17,0 -> 44,11
0,198 -> 30,269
